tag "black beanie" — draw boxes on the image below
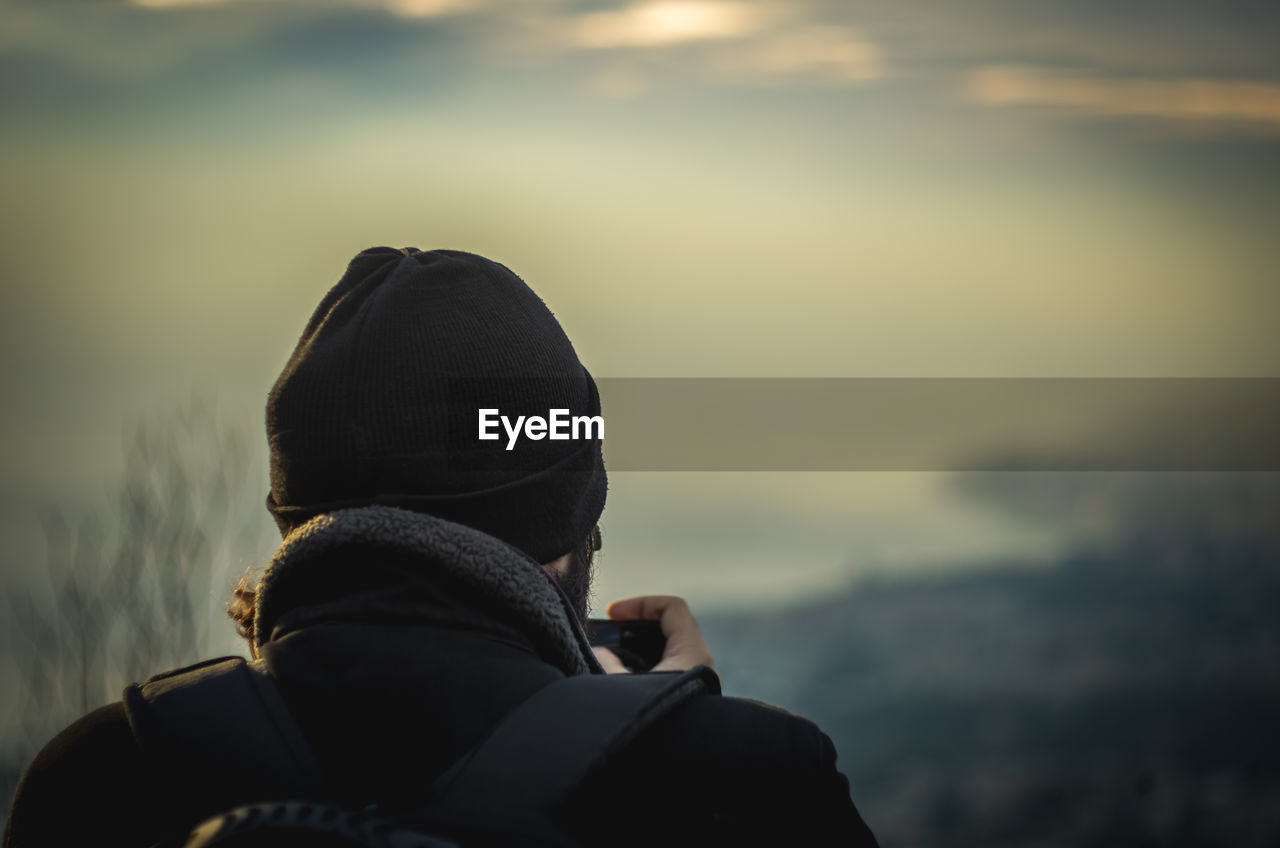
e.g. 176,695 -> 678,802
265,247 -> 607,564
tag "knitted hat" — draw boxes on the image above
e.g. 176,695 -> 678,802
265,247 -> 607,564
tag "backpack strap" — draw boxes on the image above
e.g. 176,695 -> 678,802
123,656 -> 324,802
126,658 -> 718,847
411,665 -> 721,843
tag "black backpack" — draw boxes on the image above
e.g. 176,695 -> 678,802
124,657 -> 720,847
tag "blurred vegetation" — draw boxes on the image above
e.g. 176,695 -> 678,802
3,396 -> 272,764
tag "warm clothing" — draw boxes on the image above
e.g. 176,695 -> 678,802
265,247 -> 608,564
5,506 -> 878,847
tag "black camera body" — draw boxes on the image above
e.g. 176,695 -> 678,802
586,619 -> 666,672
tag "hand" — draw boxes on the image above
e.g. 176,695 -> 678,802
595,595 -> 714,674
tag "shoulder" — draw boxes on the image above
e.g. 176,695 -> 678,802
577,689 -> 878,846
5,702 -> 165,848
651,691 -> 835,769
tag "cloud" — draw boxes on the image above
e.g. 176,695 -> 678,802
712,25 -> 881,84
550,3 -> 884,94
131,0 -> 230,7
967,65 -> 1280,130
128,0 -> 486,16
569,0 -> 775,49
379,0 -> 486,18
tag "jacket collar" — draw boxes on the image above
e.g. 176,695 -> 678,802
253,505 -> 603,676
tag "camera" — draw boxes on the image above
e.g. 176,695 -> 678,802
586,619 -> 666,672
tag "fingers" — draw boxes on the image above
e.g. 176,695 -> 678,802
606,595 -> 675,620
605,595 -> 714,672
593,646 -> 632,675
605,595 -> 691,636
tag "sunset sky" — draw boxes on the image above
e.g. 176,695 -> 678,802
2,0 -> 1278,615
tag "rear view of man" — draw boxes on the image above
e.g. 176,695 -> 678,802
4,247 -> 878,847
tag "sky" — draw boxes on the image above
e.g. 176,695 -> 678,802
1,0 -> 1278,615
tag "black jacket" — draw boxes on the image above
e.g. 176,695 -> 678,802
5,506 -> 878,847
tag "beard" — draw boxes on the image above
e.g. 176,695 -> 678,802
557,543 -> 595,627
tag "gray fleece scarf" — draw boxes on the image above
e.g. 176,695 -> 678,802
252,505 -> 604,677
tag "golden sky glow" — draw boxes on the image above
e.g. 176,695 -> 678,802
571,1 -> 774,48
969,65 -> 1280,129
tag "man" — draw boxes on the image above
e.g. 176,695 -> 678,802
5,247 -> 878,847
